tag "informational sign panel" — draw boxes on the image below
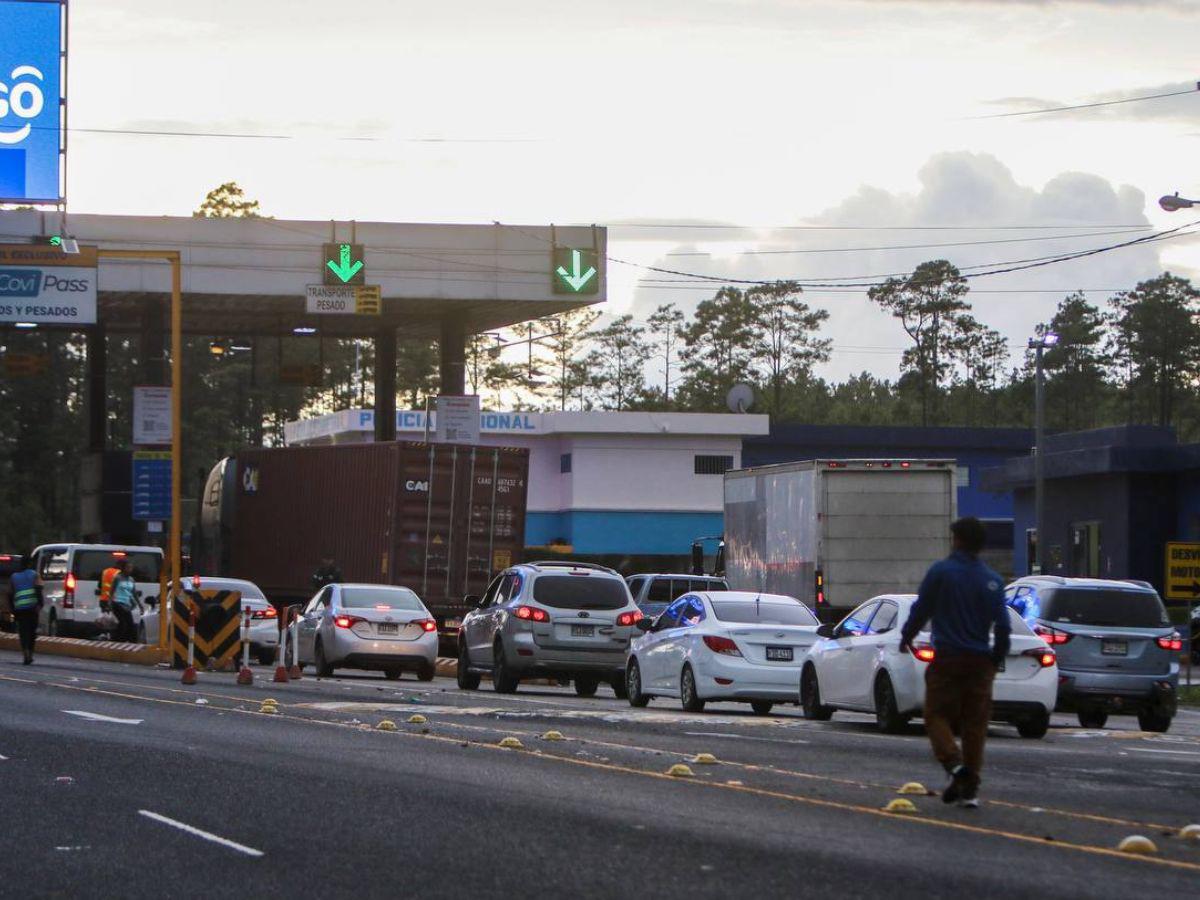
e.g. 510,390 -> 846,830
322,242 -> 365,286
0,243 -> 97,324
1164,542 -> 1200,601
0,1 -> 65,203
132,450 -> 172,521
552,246 -> 599,294
305,283 -> 381,314
132,385 -> 172,445
435,395 -> 481,443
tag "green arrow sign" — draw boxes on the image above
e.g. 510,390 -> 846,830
322,242 -> 366,285
552,247 -> 599,294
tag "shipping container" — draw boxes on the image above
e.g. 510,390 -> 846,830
193,442 -> 528,628
723,459 -> 956,618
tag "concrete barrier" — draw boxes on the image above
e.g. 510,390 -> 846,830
0,633 -> 167,666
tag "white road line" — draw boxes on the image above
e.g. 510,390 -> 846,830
1129,747 -> 1200,757
138,810 -> 264,858
63,710 -> 143,725
684,731 -> 810,745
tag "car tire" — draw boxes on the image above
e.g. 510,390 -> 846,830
417,661 -> 436,682
610,675 -> 629,700
874,673 -> 908,734
457,641 -> 481,690
492,642 -> 519,694
1077,708 -> 1108,729
680,665 -> 705,713
801,666 -> 834,721
626,659 -> 650,708
750,700 -> 774,716
1016,710 -> 1050,739
314,639 -> 334,678
574,676 -> 599,698
256,648 -> 276,666
48,614 -> 59,637
1137,710 -> 1172,733
384,668 -> 402,681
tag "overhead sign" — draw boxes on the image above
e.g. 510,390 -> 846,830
552,247 -> 599,294
0,1 -> 65,203
322,242 -> 365,285
0,242 -> 97,324
132,451 -> 172,521
435,395 -> 482,443
132,386 -> 172,445
1165,542 -> 1200,601
305,284 -> 382,314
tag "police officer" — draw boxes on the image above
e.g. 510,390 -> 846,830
311,555 -> 343,590
8,555 -> 43,665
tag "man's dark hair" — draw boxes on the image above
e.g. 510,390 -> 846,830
951,517 -> 987,555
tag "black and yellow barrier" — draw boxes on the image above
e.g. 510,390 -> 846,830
171,589 -> 243,670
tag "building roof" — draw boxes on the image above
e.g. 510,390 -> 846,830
747,423 -> 1034,453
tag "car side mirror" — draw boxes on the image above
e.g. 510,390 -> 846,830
816,623 -> 835,639
465,595 -> 482,609
635,618 -> 653,633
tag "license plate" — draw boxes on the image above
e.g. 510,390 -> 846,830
1101,640 -> 1127,656
765,646 -> 793,662
571,625 -> 594,637
377,623 -> 399,635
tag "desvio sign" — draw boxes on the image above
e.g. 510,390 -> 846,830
0,1 -> 63,203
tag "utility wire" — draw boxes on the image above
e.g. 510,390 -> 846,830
967,83 -> 1199,120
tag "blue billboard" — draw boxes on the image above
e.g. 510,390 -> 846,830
0,1 -> 63,204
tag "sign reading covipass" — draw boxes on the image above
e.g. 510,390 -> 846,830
0,243 -> 97,324
0,1 -> 64,204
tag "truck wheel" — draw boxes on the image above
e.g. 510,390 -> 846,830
626,659 -> 650,708
1137,710 -> 1172,733
417,661 -> 436,682
384,668 -> 402,681
680,665 -> 705,713
750,700 -> 774,716
1077,708 -> 1107,729
457,642 -> 481,690
574,676 -> 599,698
492,642 -> 519,694
1016,710 -> 1050,739
314,640 -> 334,677
874,674 -> 908,734
801,666 -> 834,721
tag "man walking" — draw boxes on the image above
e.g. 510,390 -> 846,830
109,559 -> 143,643
8,556 -> 43,664
900,517 -> 1010,809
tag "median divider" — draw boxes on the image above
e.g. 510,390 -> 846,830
0,632 -> 166,666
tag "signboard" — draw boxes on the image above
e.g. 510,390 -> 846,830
0,243 -> 97,324
0,1 -> 65,203
552,246 -> 599,294
354,284 -> 381,315
435,395 -> 481,443
305,284 -> 381,314
132,385 -> 172,445
322,242 -> 365,286
132,450 -> 172,521
1165,542 -> 1200,601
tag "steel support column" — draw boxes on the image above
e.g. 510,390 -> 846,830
439,315 -> 467,396
374,326 -> 397,442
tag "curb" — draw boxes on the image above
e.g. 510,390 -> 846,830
0,633 -> 167,666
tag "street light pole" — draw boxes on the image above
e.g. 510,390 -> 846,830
1028,332 -> 1059,575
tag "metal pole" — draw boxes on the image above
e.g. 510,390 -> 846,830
1034,343 -> 1045,575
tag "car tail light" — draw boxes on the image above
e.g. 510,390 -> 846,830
1156,632 -> 1183,652
702,635 -> 742,656
514,605 -> 549,623
616,610 -> 644,627
192,574 -> 201,589
63,572 -> 76,608
251,606 -> 278,620
414,618 -> 438,632
912,643 -> 935,662
1035,625 -> 1072,645
334,614 -> 365,629
1022,647 -> 1057,668
111,551 -> 126,559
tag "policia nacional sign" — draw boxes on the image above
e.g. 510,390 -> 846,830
0,244 -> 98,325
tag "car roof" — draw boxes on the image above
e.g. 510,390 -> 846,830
516,562 -> 623,578
630,573 -> 726,580
179,576 -> 266,596
336,583 -> 420,592
35,543 -> 163,553
1011,576 -> 1157,593
692,591 -> 805,604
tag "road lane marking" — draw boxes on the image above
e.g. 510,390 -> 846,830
0,753 -> 8,760
138,810 -> 264,858
1129,747 -> 1200,757
684,731 -> 810,745
63,710 -> 143,725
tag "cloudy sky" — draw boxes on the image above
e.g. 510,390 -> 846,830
65,0 -> 1200,380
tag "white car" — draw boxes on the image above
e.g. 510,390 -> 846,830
141,576 -> 281,665
799,594 -> 1059,738
626,591 -> 821,715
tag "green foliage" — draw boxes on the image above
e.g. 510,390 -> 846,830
585,314 -> 652,411
193,181 -> 264,219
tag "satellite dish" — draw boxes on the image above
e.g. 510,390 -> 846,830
726,383 -> 754,413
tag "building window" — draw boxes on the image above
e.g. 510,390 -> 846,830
955,466 -> 971,488
694,455 -> 734,476
560,453 -> 572,474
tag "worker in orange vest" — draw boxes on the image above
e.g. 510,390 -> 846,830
99,564 -> 121,612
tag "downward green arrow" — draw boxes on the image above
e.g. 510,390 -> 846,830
556,249 -> 597,292
326,243 -> 364,283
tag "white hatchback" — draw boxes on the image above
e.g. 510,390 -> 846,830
626,591 -> 821,715
800,594 -> 1059,738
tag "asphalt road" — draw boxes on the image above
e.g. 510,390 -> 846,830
2,651 -> 1199,899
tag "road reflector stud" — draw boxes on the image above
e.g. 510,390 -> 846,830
259,700 -> 278,714
262,698 -> 279,706
498,737 -> 524,749
1117,835 -> 1157,855
542,730 -> 565,741
693,753 -> 718,765
898,782 -> 927,795
883,798 -> 917,813
407,714 -> 427,724
1180,824 -> 1200,842
377,720 -> 398,731
666,764 -> 695,778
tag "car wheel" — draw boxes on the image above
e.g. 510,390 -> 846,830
417,661 -> 436,682
492,641 -> 519,694
574,676 -> 599,698
610,675 -> 629,700
48,614 -> 59,637
1077,708 -> 1108,729
457,641 -> 481,690
750,700 -> 774,716
626,659 -> 650,708
680,665 -> 705,713
314,639 -> 334,677
384,668 -> 402,681
801,666 -> 834,721
1016,710 -> 1050,739
1137,710 -> 1172,733
256,648 -> 276,666
874,674 -> 908,734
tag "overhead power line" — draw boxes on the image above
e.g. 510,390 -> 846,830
968,83 -> 1199,120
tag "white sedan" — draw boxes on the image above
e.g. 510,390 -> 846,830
799,594 -> 1059,738
626,591 -> 821,715
140,576 -> 281,665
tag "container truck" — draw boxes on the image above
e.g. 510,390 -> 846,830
193,442 -> 528,636
723,459 -> 956,618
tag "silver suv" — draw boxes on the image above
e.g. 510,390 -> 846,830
626,574 -> 729,619
1007,576 -> 1180,732
457,561 -> 642,697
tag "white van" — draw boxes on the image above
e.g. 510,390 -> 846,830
30,544 -> 164,639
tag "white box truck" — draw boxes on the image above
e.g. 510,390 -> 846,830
723,460 -> 957,618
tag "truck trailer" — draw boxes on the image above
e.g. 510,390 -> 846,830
723,459 -> 957,618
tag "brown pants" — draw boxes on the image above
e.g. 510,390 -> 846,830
924,654 -> 997,785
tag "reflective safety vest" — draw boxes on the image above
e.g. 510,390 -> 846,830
99,566 -> 120,601
10,569 -> 38,610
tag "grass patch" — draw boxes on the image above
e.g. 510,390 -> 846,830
1179,685 -> 1200,707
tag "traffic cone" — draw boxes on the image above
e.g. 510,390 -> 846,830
181,664 -> 198,685
237,664 -> 254,685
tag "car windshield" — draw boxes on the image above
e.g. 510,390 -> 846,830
73,550 -> 161,582
711,601 -> 818,626
340,587 -> 424,610
1041,588 -> 1169,628
532,575 -> 629,610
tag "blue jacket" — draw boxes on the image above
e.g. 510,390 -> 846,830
901,550 -> 1010,659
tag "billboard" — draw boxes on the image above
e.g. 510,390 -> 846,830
0,1 -> 64,204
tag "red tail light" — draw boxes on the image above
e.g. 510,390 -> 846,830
334,614 -> 365,629
514,605 -> 549,623
1156,632 -> 1183,652
815,570 -> 827,607
63,572 -> 76,608
111,551 -> 126,559
702,635 -> 742,656
415,618 -> 438,632
1022,647 -> 1057,668
1035,625 -> 1072,645
617,610 -> 644,627
912,643 -> 936,663
251,606 -> 278,620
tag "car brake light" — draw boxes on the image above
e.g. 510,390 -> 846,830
1156,632 -> 1183,652
912,643 -> 935,662
111,551 -> 126,559
63,572 -> 76,607
1035,625 -> 1072,645
702,635 -> 742,656
334,614 -> 364,629
415,618 -> 438,632
1022,647 -> 1057,668
514,605 -> 549,623
617,610 -> 644,627
251,606 -> 278,620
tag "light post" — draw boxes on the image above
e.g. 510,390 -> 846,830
1159,192 -> 1198,212
1028,331 -> 1059,575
